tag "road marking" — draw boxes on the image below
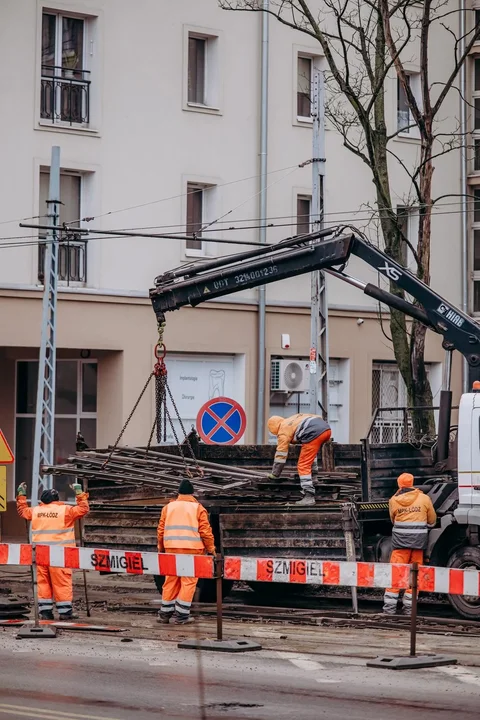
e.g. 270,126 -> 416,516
0,704 -> 122,720
428,666 -> 480,687
276,651 -> 339,683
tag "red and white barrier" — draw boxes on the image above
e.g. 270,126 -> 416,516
223,556 -> 480,597
0,544 -> 214,579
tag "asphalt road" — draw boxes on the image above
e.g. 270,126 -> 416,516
0,630 -> 480,720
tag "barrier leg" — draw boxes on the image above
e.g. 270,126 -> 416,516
79,519 -> 91,617
17,548 -> 57,639
178,554 -> 262,653
366,562 -> 456,670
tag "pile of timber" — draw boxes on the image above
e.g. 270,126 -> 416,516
42,443 -> 360,507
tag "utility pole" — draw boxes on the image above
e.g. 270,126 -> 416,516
31,146 -> 61,505
309,70 -> 329,418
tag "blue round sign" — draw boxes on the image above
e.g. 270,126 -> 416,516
196,397 -> 247,445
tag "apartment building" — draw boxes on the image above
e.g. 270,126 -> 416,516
0,0 -> 470,536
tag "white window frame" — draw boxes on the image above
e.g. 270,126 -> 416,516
184,180 -> 218,259
183,25 -> 223,115
396,72 -> 421,140
296,193 -> 312,235
35,3 -> 101,135
292,46 -> 323,128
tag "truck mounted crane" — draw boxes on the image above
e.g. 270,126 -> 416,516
150,227 -> 480,618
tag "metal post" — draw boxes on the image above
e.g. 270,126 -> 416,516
215,553 -> 223,642
256,1 -> 269,444
409,562 -> 419,658
341,503 -> 359,615
79,519 -> 91,617
31,147 -> 61,506
309,71 -> 329,419
443,349 -> 453,392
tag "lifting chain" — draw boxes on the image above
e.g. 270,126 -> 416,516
103,319 -> 203,477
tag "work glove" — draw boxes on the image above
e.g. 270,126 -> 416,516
267,473 -> 280,480
16,482 -> 27,497
70,482 -> 83,495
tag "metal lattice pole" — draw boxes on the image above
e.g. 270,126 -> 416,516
31,146 -> 61,505
309,71 -> 329,418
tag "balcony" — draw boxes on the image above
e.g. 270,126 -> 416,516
38,237 -> 88,286
40,65 -> 90,126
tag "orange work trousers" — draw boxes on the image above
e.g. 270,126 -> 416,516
297,429 -> 331,493
37,565 -> 73,616
160,548 -> 203,618
386,548 -> 424,593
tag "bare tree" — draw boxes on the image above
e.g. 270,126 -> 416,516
220,0 -> 480,435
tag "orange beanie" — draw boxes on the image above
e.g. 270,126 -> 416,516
397,472 -> 414,488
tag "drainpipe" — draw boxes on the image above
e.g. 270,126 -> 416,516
460,0 -> 468,391
256,1 -> 269,443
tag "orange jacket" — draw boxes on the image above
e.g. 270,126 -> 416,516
270,414 -> 330,463
389,488 -> 436,550
157,495 -> 215,554
17,493 -> 90,545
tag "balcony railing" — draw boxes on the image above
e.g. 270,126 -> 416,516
38,237 -> 88,286
41,65 -> 90,125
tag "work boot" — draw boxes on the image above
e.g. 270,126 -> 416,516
295,494 -> 316,506
173,614 -> 194,625
60,611 -> 79,621
157,611 -> 172,624
39,610 -> 54,621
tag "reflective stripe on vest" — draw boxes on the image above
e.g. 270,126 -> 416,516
164,500 -> 203,550
392,521 -> 428,550
31,503 -> 75,547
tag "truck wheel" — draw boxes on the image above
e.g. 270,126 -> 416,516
447,546 -> 480,619
152,575 -> 233,603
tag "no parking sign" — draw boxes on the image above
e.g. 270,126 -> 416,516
196,397 -> 247,445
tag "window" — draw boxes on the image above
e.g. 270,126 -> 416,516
371,362 -> 407,443
396,205 -> 418,269
41,12 -> 90,125
397,76 -> 412,133
188,36 -> 206,104
471,187 -> 480,312
475,139 -> 480,172
296,195 -> 311,235
297,56 -> 312,119
185,182 -> 216,255
15,360 -> 97,500
185,30 -> 220,111
38,170 -> 87,285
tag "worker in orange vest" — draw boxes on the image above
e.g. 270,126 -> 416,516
267,414 -> 331,506
17,482 -> 90,620
157,479 -> 215,625
383,472 -> 437,615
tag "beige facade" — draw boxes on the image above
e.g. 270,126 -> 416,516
0,0 -> 469,536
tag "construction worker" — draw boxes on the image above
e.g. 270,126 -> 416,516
383,472 -> 437,615
17,482 -> 89,620
157,478 -> 215,625
267,414 -> 331,506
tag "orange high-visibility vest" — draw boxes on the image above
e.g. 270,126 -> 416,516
31,503 -> 75,547
163,500 -> 204,550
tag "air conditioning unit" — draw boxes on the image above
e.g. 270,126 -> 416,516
271,359 -> 310,393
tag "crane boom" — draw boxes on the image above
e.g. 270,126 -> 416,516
150,228 -> 480,368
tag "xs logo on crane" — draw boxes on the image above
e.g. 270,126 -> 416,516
378,262 -> 402,282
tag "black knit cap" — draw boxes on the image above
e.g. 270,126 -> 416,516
40,489 -> 59,504
178,478 -> 194,495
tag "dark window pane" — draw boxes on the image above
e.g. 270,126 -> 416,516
476,59 -> 480,93
82,363 -> 97,412
80,418 -> 97,449
55,361 -> 77,414
297,57 -> 311,117
474,230 -> 480,271
475,190 -> 480,224
53,418 -> 77,500
42,13 -> 56,76
186,184 -> 203,250
188,37 -> 205,104
16,361 -> 39,414
15,417 -> 35,494
475,99 -> 480,130
476,9 -> 480,28
297,197 -> 311,235
474,281 -> 480,313
475,140 -> 480,172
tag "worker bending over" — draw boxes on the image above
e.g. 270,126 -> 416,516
383,473 -> 437,615
267,414 -> 331,506
17,482 -> 90,620
157,479 -> 215,625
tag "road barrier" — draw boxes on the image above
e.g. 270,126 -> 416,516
0,543 -> 467,665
